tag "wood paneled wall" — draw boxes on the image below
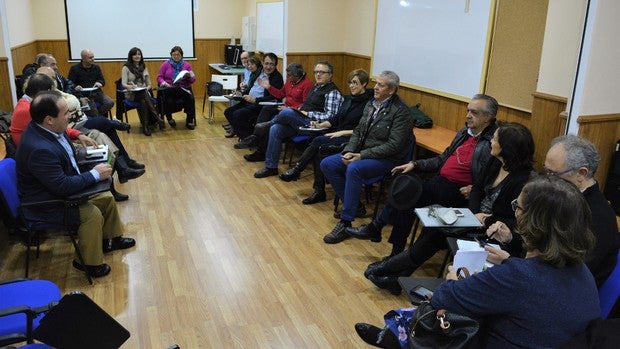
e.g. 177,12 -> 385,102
0,58 -> 12,111
4,44 -> 619,188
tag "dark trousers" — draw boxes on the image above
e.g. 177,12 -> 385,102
294,135 -> 349,190
224,102 -> 262,139
385,175 -> 468,252
160,87 -> 195,124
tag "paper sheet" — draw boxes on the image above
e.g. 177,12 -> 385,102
173,70 -> 190,84
453,250 -> 489,274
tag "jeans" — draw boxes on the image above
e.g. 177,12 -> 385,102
224,102 -> 262,139
264,108 -> 311,168
320,154 -> 394,222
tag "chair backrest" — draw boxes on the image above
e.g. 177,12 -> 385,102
211,74 -> 238,91
599,250 -> 620,319
0,158 -> 19,223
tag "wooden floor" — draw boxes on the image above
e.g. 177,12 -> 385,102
0,102 -> 445,348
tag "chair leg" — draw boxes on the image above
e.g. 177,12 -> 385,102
437,249 -> 451,278
202,90 -> 207,116
69,233 -> 93,285
209,101 -> 214,124
25,233 -> 32,278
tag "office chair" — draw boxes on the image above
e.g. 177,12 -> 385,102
0,158 -> 110,284
282,135 -> 311,166
0,278 -> 61,347
203,74 -> 239,124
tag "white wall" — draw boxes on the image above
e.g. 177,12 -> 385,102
341,0 -> 375,56
577,0 -> 620,115
537,0 -> 586,98
287,0 -> 346,52
5,0 -> 35,46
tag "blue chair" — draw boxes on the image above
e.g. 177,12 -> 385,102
0,158 -> 101,284
0,278 -> 61,347
282,135 -> 311,166
599,250 -> 620,319
334,135 -> 417,220
114,79 -> 156,131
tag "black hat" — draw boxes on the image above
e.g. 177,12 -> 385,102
388,172 -> 424,210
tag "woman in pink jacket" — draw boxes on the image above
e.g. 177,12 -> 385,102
157,46 -> 197,130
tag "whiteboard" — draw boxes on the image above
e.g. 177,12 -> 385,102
64,0 -> 195,61
372,0 -> 493,99
256,1 -> 284,56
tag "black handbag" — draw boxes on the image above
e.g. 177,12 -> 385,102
409,300 -> 479,349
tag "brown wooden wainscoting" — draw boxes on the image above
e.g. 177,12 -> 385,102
578,113 -> 620,190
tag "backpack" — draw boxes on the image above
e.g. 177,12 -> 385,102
206,81 -> 224,96
410,103 -> 433,128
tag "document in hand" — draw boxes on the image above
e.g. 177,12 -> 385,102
173,70 -> 190,84
454,250 -> 488,275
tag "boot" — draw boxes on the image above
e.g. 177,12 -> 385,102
137,110 -> 151,136
110,181 -> 129,202
279,164 -> 302,182
364,250 -> 418,278
115,155 -> 145,183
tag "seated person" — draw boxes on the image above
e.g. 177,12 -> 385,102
68,49 -> 115,116
345,94 -> 499,256
15,90 -> 137,278
485,134 -> 620,289
364,122 -> 535,295
356,176 -> 600,349
250,61 -> 344,178
320,70 -> 414,244
279,69 -> 374,206
224,53 -> 284,140
157,45 -> 197,130
10,73 -> 144,201
122,47 -> 164,136
234,62 -> 314,149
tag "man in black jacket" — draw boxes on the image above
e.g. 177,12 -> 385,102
346,94 -> 498,256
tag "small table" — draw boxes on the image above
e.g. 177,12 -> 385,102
208,63 -> 245,75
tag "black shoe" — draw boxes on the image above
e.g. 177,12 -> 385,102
115,122 -> 131,132
142,125 -> 151,136
234,135 -> 258,149
346,224 -> 382,242
254,167 -> 278,178
323,221 -> 350,244
367,275 -> 402,295
253,121 -> 271,137
354,323 -> 401,349
244,151 -> 265,162
334,203 -> 367,219
112,190 -> 129,202
186,122 -> 195,130
302,190 -> 327,205
72,260 -> 111,278
168,118 -> 176,128
117,168 -> 145,183
279,168 -> 301,182
158,120 -> 165,130
224,129 -> 236,138
102,236 -> 136,253
126,159 -> 145,169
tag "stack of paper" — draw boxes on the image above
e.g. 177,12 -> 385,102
454,239 -> 501,272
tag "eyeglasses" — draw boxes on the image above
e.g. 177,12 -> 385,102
511,199 -> 524,212
313,70 -> 330,75
544,167 -> 574,176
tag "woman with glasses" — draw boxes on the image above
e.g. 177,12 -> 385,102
157,46 -> 196,130
365,122 -> 535,295
224,53 -> 283,139
356,176 -> 599,348
279,69 -> 374,205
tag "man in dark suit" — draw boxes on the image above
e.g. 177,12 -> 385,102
15,90 -> 135,278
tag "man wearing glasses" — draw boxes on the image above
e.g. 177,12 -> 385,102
489,135 -> 619,290
252,61 -> 343,178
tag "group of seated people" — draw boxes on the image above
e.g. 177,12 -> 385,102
219,54 -> 619,347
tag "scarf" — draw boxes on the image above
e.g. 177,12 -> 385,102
169,58 -> 184,81
125,63 -> 145,85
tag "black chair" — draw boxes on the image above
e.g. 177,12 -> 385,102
156,86 -> 193,128
0,158 -> 111,284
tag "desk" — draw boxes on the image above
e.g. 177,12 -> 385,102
208,63 -> 245,75
413,126 -> 456,154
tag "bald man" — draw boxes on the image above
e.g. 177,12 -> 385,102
68,49 -> 114,116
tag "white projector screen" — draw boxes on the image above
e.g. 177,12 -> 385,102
64,0 -> 195,61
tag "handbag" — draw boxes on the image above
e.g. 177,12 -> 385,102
408,300 -> 479,349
